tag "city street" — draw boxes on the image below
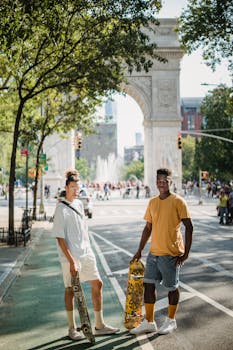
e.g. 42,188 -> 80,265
0,195 -> 233,350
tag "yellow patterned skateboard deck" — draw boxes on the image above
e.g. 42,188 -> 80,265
124,260 -> 144,329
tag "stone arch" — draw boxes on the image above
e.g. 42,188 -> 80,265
121,76 -> 152,120
44,18 -> 184,195
119,18 -> 184,193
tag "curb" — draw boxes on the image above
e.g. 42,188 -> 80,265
0,221 -> 51,304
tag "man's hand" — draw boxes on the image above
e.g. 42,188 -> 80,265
132,251 -> 142,262
70,261 -> 78,277
176,254 -> 188,267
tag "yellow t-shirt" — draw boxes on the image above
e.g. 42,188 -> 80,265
144,193 -> 191,256
219,194 -> 228,208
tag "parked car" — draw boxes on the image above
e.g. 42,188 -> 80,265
77,190 -> 93,219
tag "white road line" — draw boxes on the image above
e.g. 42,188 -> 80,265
90,233 -> 154,350
90,228 -> 233,342
180,281 -> 233,318
112,268 -> 128,275
191,252 -> 233,279
90,233 -> 112,276
156,292 -> 195,312
103,249 -> 122,255
91,231 -> 133,258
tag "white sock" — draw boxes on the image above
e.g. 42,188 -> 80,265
66,310 -> 76,329
94,310 -> 104,329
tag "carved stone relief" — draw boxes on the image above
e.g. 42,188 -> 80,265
157,79 -> 177,112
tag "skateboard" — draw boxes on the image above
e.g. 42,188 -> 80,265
71,272 -> 95,343
124,260 -> 144,329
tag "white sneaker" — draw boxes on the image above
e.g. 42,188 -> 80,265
68,327 -> 84,341
95,324 -> 120,336
158,317 -> 177,334
130,319 -> 157,335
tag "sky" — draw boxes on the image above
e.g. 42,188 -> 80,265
109,0 -> 232,156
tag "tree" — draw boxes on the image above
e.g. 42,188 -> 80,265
0,0 -> 165,241
19,89 -> 99,219
177,0 -> 233,73
182,136 -> 196,181
121,160 -> 144,181
194,86 -> 233,181
75,158 -> 91,182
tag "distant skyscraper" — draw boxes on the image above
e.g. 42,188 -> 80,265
104,100 -> 117,123
135,132 -> 143,146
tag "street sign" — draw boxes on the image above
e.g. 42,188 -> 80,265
21,148 -> 29,156
39,153 -> 46,165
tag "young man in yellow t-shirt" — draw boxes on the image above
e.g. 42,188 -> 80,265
130,168 -> 193,335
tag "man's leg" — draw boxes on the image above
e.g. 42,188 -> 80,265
65,287 -> 83,340
91,279 -> 119,335
144,283 -> 157,322
158,288 -> 179,334
130,282 -> 158,334
65,287 -> 75,328
91,279 -> 104,329
168,288 -> 180,319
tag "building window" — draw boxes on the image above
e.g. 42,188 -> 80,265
187,114 -> 195,130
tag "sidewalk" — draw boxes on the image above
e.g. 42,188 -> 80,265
0,221 -> 48,304
0,214 -> 126,350
0,199 -> 55,304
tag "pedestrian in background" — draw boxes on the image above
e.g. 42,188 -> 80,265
52,169 -> 119,340
228,188 -> 233,224
218,189 -> 229,225
130,168 -> 193,335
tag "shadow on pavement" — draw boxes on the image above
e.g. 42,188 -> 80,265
27,331 -> 145,350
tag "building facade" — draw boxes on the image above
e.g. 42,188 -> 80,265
181,97 -> 203,135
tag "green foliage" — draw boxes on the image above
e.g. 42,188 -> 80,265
121,160 -> 144,181
75,157 -> 91,181
177,0 -> 233,73
193,86 -> 233,181
0,0 -> 164,231
182,136 -> 196,181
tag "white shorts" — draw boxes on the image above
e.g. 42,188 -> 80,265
61,254 -> 101,287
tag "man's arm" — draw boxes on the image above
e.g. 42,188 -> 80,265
176,218 -> 193,266
56,237 -> 78,277
133,222 -> 152,261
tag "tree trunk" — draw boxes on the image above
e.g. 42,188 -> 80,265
32,143 -> 43,220
8,101 -> 24,244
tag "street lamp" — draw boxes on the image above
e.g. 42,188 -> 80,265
201,83 -> 219,86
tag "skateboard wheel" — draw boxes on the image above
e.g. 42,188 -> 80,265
81,324 -> 89,333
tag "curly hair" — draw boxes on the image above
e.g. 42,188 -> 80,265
157,168 -> 172,177
65,168 -> 80,185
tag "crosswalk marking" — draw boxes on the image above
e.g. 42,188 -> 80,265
90,229 -> 233,322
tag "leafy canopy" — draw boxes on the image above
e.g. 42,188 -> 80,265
0,0 -> 164,235
194,86 -> 233,181
0,0 -> 164,101
177,0 -> 233,73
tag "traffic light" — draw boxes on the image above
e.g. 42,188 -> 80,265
77,136 -> 82,150
177,134 -> 182,149
74,133 -> 82,150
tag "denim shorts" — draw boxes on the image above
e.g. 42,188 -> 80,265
144,253 -> 180,291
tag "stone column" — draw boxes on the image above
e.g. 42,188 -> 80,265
127,19 -> 184,195
43,130 -> 75,195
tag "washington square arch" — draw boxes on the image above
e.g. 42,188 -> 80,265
44,18 -> 184,195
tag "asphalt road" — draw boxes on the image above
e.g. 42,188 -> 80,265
88,197 -> 233,350
0,195 -> 232,350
